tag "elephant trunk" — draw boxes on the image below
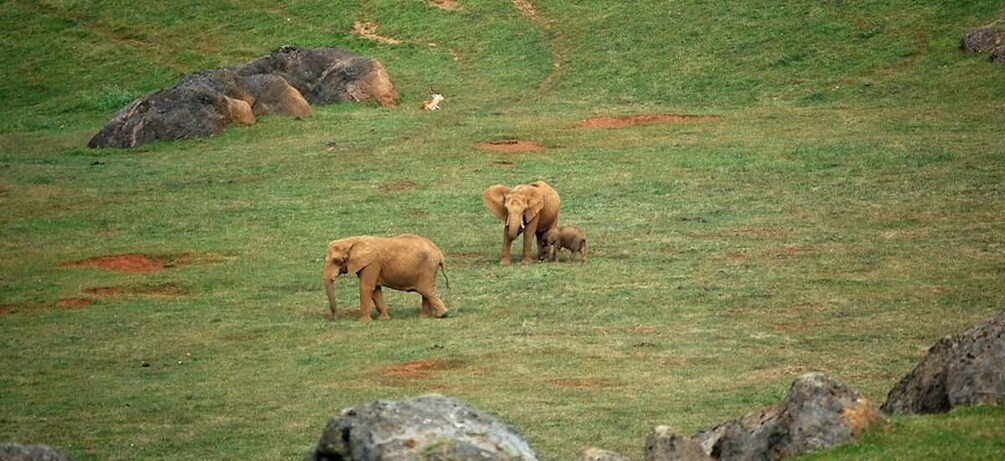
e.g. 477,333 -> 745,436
506,210 -> 525,239
323,264 -> 341,317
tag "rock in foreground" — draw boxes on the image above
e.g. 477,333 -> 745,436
882,311 -> 1005,414
311,394 -> 537,461
691,373 -> 883,460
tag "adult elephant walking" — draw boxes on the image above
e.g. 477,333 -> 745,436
323,234 -> 450,321
482,180 -> 561,265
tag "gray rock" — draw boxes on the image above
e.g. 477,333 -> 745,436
961,14 -> 1005,66
695,373 -> 883,461
310,394 -> 537,461
87,84 -> 236,148
645,426 -> 711,461
89,47 -> 393,148
236,46 -> 398,107
881,311 -> 1005,414
0,442 -> 72,461
575,447 -> 631,461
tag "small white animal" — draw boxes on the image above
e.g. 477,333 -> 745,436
420,93 -> 444,111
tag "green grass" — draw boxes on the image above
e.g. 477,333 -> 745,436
2,0 -> 1004,459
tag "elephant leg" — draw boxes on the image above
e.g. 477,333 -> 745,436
500,226 -> 514,266
420,297 -> 433,318
373,286 -> 390,320
357,268 -> 380,322
520,217 -> 541,264
419,288 -> 449,318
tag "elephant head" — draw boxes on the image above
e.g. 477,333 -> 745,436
483,184 -> 548,240
323,237 -> 378,316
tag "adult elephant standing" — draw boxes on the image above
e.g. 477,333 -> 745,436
323,234 -> 450,321
482,180 -> 561,265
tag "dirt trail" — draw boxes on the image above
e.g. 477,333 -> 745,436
511,0 -> 567,92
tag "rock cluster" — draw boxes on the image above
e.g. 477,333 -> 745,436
88,47 -> 397,148
882,311 -> 1005,414
961,14 -> 1005,65
0,442 -> 73,461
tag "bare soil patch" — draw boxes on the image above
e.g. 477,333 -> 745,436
492,160 -> 517,168
353,21 -> 401,45
85,283 -> 185,297
56,298 -> 92,309
0,305 -> 12,315
476,140 -> 546,152
427,0 -> 460,11
580,114 -> 719,129
378,180 -> 418,193
382,359 -> 464,380
61,252 -> 222,272
513,0 -> 537,18
61,253 -> 165,272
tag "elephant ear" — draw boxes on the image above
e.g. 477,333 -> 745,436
347,238 -> 378,274
483,185 -> 511,220
523,188 -> 545,222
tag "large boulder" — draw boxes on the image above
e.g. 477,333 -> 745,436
89,47 -> 393,148
0,442 -> 72,461
961,13 -> 1005,66
310,394 -> 538,461
87,82 -> 253,148
692,373 -> 883,460
881,311 -> 1005,414
236,46 -> 399,107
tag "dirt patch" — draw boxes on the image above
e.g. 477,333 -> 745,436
61,252 -> 222,272
428,0 -> 460,11
61,253 -> 165,272
513,0 -> 537,18
353,21 -> 401,45
382,359 -> 464,380
85,283 -> 185,297
378,180 -> 418,193
476,140 -> 546,152
56,298 -> 92,309
492,160 -> 517,168
0,305 -> 12,315
580,114 -> 719,129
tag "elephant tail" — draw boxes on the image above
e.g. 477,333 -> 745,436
438,261 -> 451,290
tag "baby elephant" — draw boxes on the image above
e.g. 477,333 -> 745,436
323,234 -> 450,321
544,226 -> 588,264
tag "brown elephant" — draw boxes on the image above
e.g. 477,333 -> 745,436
323,234 -> 450,321
482,180 -> 561,265
544,225 -> 588,263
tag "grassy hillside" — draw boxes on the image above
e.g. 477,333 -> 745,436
2,1 -> 1004,459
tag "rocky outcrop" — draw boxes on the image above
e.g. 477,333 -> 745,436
0,442 -> 73,461
310,394 -> 537,461
89,47 -> 393,148
961,14 -> 1005,65
691,373 -> 883,461
881,311 -> 1005,414
86,83 -> 252,148
235,46 -> 399,107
